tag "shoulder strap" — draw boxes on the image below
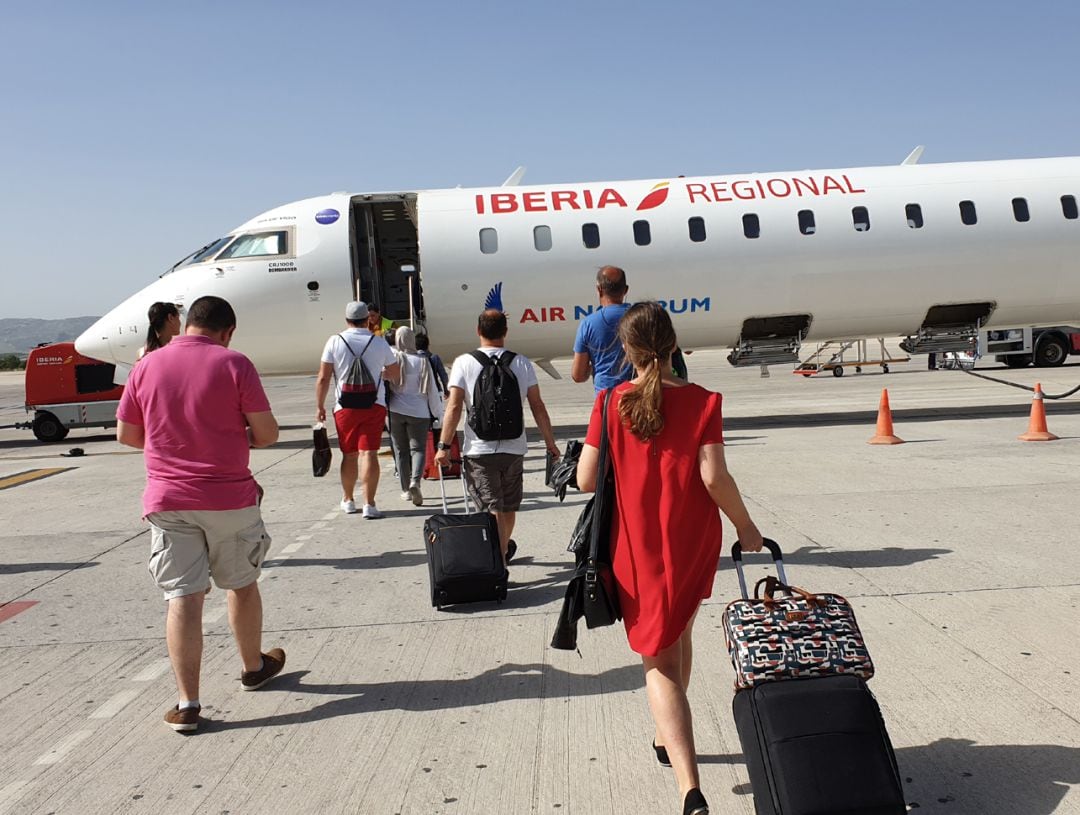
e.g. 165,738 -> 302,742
360,335 -> 375,356
496,350 -> 517,368
588,388 -> 616,568
470,350 -> 494,367
338,333 -> 357,357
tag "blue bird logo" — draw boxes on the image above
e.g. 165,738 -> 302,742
484,282 -> 504,312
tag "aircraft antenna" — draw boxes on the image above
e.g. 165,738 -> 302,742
502,166 -> 527,186
901,146 -> 925,166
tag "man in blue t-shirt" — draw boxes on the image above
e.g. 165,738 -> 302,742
571,265 -> 633,394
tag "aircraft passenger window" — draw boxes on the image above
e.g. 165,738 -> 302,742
798,210 -> 816,235
743,213 -> 760,239
1012,198 -> 1030,222
852,206 -> 870,232
688,217 -> 706,242
906,204 -> 924,229
633,220 -> 651,246
582,223 -> 600,248
479,228 -> 498,254
216,230 -> 288,259
1062,195 -> 1078,220
533,225 -> 552,252
959,200 -> 978,226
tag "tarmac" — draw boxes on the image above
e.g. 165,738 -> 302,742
2,348 -> 1080,814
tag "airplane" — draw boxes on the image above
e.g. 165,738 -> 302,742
76,151 -> 1080,381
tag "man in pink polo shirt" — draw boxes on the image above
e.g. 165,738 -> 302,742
117,295 -> 285,734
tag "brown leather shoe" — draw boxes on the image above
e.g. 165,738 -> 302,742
164,704 -> 200,733
240,648 -> 286,691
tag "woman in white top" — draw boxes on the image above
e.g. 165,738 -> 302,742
388,327 -> 444,505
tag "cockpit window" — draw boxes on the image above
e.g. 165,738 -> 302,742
166,236 -> 235,274
217,231 -> 289,259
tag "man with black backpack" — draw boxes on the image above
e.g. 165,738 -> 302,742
316,302 -> 400,518
433,309 -> 560,565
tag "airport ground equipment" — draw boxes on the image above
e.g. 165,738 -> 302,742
794,338 -> 908,377
8,343 -> 123,442
424,465 -> 507,609
981,325 -> 1080,368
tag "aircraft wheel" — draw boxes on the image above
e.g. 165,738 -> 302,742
1035,336 -> 1068,367
882,364 -> 890,373
32,411 -> 69,443
832,366 -> 844,378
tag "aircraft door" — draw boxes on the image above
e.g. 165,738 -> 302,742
350,196 -> 422,326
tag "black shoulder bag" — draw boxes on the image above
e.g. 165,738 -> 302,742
551,389 -> 622,650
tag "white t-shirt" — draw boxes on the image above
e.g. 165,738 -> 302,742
321,328 -> 398,410
448,346 -> 538,457
388,352 -> 445,420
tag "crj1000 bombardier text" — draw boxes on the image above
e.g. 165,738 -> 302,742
77,153 -> 1080,381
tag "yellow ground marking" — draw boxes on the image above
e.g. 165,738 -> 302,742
0,468 -> 75,491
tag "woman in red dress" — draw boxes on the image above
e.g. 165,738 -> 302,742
577,302 -> 763,815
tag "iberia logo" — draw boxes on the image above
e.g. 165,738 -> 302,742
636,182 -> 670,211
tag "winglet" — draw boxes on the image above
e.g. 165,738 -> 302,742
901,146 -> 925,166
534,359 -> 562,380
502,166 -> 527,186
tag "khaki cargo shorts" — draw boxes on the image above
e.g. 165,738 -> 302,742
146,506 -> 271,600
463,453 -> 524,512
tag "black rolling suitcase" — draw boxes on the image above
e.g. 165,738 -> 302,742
424,465 -> 507,609
729,543 -> 905,815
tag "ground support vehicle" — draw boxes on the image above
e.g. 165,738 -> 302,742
11,343 -> 123,442
983,326 -> 1080,368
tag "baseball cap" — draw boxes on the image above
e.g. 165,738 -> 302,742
345,301 -> 369,321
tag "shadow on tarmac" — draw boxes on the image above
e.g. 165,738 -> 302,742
204,662 -> 643,729
0,433 -> 115,450
703,738 -> 1080,814
0,561 -> 99,575
782,546 -> 952,569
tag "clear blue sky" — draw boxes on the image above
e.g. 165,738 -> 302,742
3,0 -> 1078,318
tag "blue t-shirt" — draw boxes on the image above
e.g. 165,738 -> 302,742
573,303 -> 633,393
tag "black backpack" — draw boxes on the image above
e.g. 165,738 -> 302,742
338,334 -> 378,409
467,350 -> 524,441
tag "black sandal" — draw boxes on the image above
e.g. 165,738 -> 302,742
652,739 -> 671,767
682,788 -> 709,815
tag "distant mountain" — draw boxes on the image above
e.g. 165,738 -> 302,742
0,317 -> 100,356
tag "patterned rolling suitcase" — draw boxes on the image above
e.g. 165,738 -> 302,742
722,540 -> 874,690
423,466 -> 507,609
733,675 -> 905,815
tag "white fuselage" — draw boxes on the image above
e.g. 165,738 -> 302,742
77,156 -> 1080,377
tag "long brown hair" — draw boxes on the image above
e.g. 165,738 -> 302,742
616,301 -> 677,440
144,302 -> 179,353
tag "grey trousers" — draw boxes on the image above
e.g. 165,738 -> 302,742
389,412 -> 430,491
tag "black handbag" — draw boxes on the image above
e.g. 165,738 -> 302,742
551,390 -> 621,650
312,423 -> 332,478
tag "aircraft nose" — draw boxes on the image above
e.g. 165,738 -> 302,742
75,316 -> 116,364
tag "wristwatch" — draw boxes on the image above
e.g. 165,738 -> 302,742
437,441 -> 451,451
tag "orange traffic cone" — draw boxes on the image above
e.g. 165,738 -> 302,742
1018,383 -> 1059,441
868,388 -> 904,445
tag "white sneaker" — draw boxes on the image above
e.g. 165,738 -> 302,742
362,504 -> 384,520
400,491 -> 413,502
408,485 -> 423,506
340,499 -> 357,514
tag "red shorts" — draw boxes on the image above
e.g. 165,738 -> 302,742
334,405 -> 386,453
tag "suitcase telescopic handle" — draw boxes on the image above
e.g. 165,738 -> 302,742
730,538 -> 787,600
436,456 -> 473,515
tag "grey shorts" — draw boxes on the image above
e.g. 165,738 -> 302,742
463,453 -> 524,512
146,506 -> 271,600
